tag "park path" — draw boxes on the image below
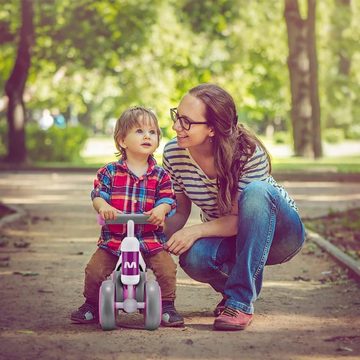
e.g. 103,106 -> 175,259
0,170 -> 359,360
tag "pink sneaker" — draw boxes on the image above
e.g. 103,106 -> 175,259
213,296 -> 227,317
213,306 -> 253,331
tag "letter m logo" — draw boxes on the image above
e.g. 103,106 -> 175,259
124,261 -> 136,269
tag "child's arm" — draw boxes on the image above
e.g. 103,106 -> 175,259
91,164 -> 120,221
93,197 -> 119,220
144,203 -> 171,226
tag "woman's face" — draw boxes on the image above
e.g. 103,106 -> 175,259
172,94 -> 214,149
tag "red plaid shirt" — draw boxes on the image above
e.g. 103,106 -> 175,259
91,156 -> 176,256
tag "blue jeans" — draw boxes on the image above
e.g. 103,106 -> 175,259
179,181 -> 305,314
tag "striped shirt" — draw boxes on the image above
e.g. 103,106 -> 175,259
91,156 -> 176,256
163,138 -> 297,222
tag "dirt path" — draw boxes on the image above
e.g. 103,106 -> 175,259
0,171 -> 359,360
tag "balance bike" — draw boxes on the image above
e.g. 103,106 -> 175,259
97,213 -> 162,331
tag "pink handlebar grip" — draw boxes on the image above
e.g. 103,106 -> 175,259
97,214 -> 106,226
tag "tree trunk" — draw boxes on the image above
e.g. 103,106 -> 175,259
307,0 -> 322,158
4,0 -> 34,163
284,0 -> 322,158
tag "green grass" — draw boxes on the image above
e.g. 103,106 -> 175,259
271,155 -> 360,173
22,154 -> 359,174
1,154 -> 358,173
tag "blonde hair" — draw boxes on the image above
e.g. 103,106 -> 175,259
113,106 -> 161,158
189,84 -> 271,215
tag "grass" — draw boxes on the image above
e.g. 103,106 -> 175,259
0,137 -> 359,173
271,155 -> 360,173
0,154 -> 359,174
304,208 -> 360,261
26,154 -> 360,174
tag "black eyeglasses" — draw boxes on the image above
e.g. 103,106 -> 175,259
170,108 -> 208,131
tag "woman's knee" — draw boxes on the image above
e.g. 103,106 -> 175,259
179,246 -> 207,276
179,238 -> 220,280
239,181 -> 275,215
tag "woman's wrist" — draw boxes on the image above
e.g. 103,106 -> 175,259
188,223 -> 204,239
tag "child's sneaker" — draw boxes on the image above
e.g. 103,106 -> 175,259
70,302 -> 98,324
161,301 -> 184,327
213,306 -> 253,331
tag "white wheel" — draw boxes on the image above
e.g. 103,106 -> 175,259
144,280 -> 161,330
99,280 -> 116,330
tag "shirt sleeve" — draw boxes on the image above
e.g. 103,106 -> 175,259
91,165 -> 113,202
154,170 -> 177,217
162,152 -> 183,193
237,146 -> 270,192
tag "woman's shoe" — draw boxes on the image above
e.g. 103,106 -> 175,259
213,306 -> 253,331
213,296 -> 227,317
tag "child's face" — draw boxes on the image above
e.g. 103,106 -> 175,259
119,117 -> 159,158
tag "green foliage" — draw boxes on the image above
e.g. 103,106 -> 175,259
323,128 -> 345,144
0,119 -> 7,156
179,0 -> 238,36
26,124 -> 88,162
273,131 -> 290,144
0,0 -> 359,157
345,124 -> 360,140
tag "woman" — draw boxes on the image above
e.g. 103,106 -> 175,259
163,83 -> 305,331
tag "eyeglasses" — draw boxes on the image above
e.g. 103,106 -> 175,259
170,108 -> 208,131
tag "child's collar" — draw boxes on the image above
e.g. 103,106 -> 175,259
118,155 -> 157,176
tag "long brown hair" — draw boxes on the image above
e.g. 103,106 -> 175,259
189,84 -> 271,215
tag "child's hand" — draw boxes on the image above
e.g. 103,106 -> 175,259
98,204 -> 120,220
144,204 -> 170,227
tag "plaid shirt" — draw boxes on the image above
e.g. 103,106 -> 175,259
91,156 -> 176,256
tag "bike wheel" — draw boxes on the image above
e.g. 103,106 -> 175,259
135,271 -> 146,302
99,280 -> 116,331
144,280 -> 161,330
113,271 -> 124,302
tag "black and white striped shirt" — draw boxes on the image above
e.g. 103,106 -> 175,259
163,138 -> 298,222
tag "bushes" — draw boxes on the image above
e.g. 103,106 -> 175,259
345,125 -> 360,140
0,121 -> 7,157
0,122 -> 89,162
323,128 -> 345,144
26,124 -> 88,162
273,131 -> 290,144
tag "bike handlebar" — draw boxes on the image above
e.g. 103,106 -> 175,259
97,213 -> 150,226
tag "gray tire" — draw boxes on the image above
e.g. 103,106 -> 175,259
135,271 -> 146,302
99,280 -> 116,331
113,271 -> 124,302
144,280 -> 161,330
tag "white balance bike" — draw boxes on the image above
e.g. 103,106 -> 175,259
97,213 -> 162,331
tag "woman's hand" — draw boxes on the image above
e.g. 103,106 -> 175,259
164,226 -> 201,256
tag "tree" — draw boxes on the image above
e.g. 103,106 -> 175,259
1,0 -> 161,163
325,0 -> 356,135
284,0 -> 322,158
4,0 -> 34,163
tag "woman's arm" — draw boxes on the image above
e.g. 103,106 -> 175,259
164,215 -> 238,255
164,193 -> 240,255
164,192 -> 192,239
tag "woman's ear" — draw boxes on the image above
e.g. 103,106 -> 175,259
208,126 -> 215,138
